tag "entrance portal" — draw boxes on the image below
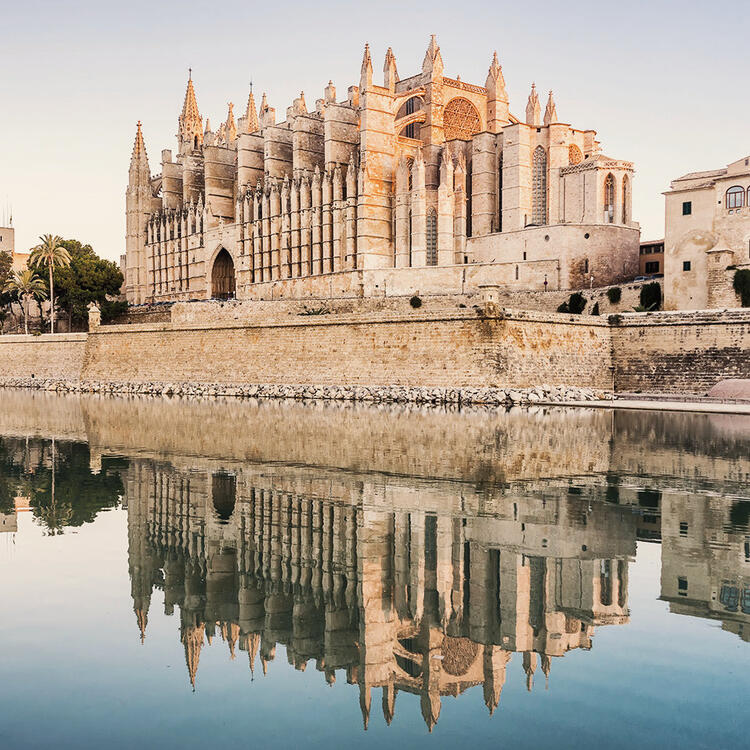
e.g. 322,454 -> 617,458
211,248 -> 235,299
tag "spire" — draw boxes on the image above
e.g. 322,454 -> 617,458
422,34 -> 443,77
384,47 -> 399,91
129,121 -> 150,184
526,83 -> 541,127
179,71 -> 203,150
543,90 -> 558,126
244,88 -> 260,133
182,623 -> 205,691
134,607 -> 148,644
225,102 -> 237,142
360,43 -> 373,91
359,684 -> 371,730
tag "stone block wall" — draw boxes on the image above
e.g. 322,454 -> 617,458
612,309 -> 750,394
0,334 -> 87,380
81,309 -> 614,390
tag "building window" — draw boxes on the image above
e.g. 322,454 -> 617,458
569,144 -> 583,166
678,577 -> 688,596
584,258 -> 589,274
604,173 -> 615,223
726,185 -> 745,209
426,209 -> 437,266
683,261 -> 692,271
679,521 -> 688,536
682,201 -> 692,216
531,146 -> 548,225
645,261 -> 660,274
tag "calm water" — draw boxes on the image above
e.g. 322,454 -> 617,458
1,391 -> 749,749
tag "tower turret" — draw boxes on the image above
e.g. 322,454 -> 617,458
125,121 -> 154,304
384,47 -> 399,92
526,83 -> 541,127
422,34 -> 443,77
485,52 -> 510,132
244,89 -> 260,133
543,90 -> 558,126
178,71 -> 203,152
360,43 -> 373,92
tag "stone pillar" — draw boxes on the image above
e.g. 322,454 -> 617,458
322,170 -> 333,274
395,157 -> 410,268
87,302 -> 101,330
437,154 -> 454,266
471,133 -> 497,237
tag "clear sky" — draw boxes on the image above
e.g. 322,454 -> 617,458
1,0 -> 748,259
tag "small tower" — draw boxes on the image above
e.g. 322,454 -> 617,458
485,51 -> 510,132
224,102 -> 237,143
384,47 -> 399,92
543,90 -> 558,126
526,83 -> 541,127
360,43 -> 373,92
244,88 -> 260,134
178,70 -> 203,152
422,34 -> 443,77
125,121 -> 153,304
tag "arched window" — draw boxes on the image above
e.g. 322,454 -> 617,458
600,560 -> 612,607
426,209 -> 438,266
466,160 -> 473,237
726,185 -> 745,209
497,152 -> 503,232
569,144 -> 583,166
531,146 -> 547,226
408,209 -> 413,267
622,174 -> 630,224
604,173 -> 615,223
404,97 -> 420,139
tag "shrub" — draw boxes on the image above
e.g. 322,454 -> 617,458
591,302 -> 600,316
639,282 -> 662,311
557,292 -> 587,315
733,269 -> 750,306
606,286 -> 622,304
409,295 -> 422,309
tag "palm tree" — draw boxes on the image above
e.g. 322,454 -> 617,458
3,269 -> 48,334
29,234 -> 71,333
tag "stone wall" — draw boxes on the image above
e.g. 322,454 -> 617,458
0,306 -> 748,397
611,309 -> 750,394
81,308 -> 614,390
0,333 -> 87,379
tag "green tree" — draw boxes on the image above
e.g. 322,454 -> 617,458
50,240 -> 125,329
639,282 -> 662,311
29,234 -> 71,333
3,269 -> 47,334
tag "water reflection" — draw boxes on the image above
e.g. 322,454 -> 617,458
1,391 -> 749,733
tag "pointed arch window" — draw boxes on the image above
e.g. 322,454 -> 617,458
531,146 -> 548,226
622,175 -> 630,224
497,152 -> 503,232
726,186 -> 745,209
426,209 -> 438,266
604,173 -> 615,223
569,145 -> 583,166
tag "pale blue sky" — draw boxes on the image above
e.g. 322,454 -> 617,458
1,0 -> 748,258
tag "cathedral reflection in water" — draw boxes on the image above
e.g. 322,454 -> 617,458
126,463 -> 633,729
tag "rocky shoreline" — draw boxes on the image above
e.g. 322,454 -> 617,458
0,377 -> 613,405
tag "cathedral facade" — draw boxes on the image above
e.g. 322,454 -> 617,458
125,37 -> 639,305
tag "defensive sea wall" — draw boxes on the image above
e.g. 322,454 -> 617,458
0,307 -> 748,396
611,309 -> 750,394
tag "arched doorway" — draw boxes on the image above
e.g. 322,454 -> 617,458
211,248 -> 235,299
